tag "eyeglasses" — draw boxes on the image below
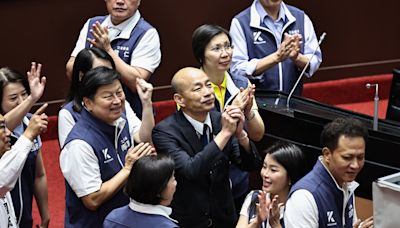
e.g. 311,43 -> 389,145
210,44 -> 234,54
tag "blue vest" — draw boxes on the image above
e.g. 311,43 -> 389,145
63,108 -> 131,227
62,101 -> 82,123
234,6 -> 305,95
104,205 -> 179,228
212,74 -> 250,199
10,114 -> 41,228
289,160 -> 355,228
86,16 -> 154,118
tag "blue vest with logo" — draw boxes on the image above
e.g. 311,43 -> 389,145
86,15 -> 154,118
63,108 -> 131,227
62,101 -> 82,123
234,6 -> 305,95
104,205 -> 179,228
289,160 -> 355,228
10,114 -> 41,228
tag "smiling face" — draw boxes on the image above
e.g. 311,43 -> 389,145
173,68 -> 215,121
202,33 -> 233,73
1,82 -> 28,114
84,79 -> 125,124
323,135 -> 366,186
105,0 -> 140,25
260,154 -> 290,196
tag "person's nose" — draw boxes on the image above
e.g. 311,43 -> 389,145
17,95 -> 24,105
349,158 -> 360,169
112,94 -> 122,105
5,128 -> 11,137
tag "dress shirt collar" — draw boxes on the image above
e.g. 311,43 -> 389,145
318,156 -> 359,195
182,112 -> 212,136
129,198 -> 178,223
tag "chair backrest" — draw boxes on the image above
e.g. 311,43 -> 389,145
386,69 -> 400,121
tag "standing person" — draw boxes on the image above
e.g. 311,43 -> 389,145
152,67 -> 261,228
104,155 -> 178,228
284,118 -> 374,228
66,0 -> 161,118
230,0 -> 322,95
0,67 -> 50,228
236,141 -> 308,228
59,47 -> 153,148
60,67 -> 154,227
192,24 -> 265,215
0,105 -> 48,228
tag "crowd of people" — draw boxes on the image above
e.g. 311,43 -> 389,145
0,0 -> 375,227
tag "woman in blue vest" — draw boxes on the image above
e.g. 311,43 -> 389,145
60,66 -> 154,227
0,67 -> 50,228
192,24 -> 265,214
236,141 -> 308,228
104,155 -> 178,227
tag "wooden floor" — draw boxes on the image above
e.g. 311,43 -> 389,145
356,197 -> 373,219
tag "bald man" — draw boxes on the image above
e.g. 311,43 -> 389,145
152,67 -> 261,228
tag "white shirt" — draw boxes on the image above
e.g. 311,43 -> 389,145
59,104 -> 141,198
229,0 -> 322,79
284,157 -> 359,228
0,135 -> 34,228
70,10 -> 161,73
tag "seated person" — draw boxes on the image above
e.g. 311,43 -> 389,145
236,141 -> 308,228
0,105 -> 48,227
152,67 -> 261,228
60,67 -> 153,227
104,155 -> 178,227
284,118 -> 374,228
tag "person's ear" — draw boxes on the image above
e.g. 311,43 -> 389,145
173,93 -> 185,108
83,97 -> 93,112
322,147 -> 331,164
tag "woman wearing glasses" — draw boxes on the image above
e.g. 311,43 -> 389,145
192,24 -> 265,214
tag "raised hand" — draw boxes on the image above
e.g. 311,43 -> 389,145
221,106 -> 240,136
244,83 -> 256,118
87,21 -> 112,52
274,33 -> 294,63
136,78 -> 153,104
27,62 -> 46,103
123,142 -> 153,171
24,103 -> 48,141
256,190 -> 271,224
289,34 -> 303,61
232,87 -> 250,111
269,195 -> 284,228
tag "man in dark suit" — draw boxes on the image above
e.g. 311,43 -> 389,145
152,67 -> 261,228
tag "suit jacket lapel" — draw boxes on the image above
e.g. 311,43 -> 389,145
176,110 -> 204,155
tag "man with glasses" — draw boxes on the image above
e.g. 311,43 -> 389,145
230,0 -> 322,96
0,104 -> 48,228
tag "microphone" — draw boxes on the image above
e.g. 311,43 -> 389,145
366,83 -> 379,130
286,32 -> 327,109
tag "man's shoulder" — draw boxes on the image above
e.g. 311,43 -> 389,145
285,4 -> 305,15
234,6 -> 252,20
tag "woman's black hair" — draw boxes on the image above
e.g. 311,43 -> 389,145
75,66 -> 121,111
125,155 -> 175,205
0,67 -> 30,114
192,24 -> 231,65
67,47 -> 116,112
248,141 -> 308,218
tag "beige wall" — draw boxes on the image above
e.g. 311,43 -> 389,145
0,0 -> 399,115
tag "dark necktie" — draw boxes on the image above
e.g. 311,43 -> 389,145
200,124 -> 209,147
